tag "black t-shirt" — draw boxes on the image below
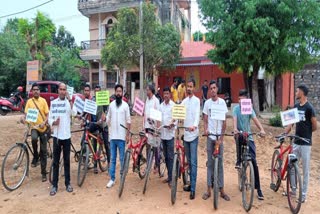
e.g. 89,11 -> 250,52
294,102 -> 316,146
202,85 -> 208,99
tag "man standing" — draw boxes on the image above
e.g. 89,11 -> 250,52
49,83 -> 77,196
233,89 -> 266,200
83,84 -> 91,100
284,84 -> 317,203
177,79 -> 187,103
202,80 -> 230,201
201,80 -> 209,107
171,79 -> 179,103
159,86 -> 175,187
181,79 -> 200,200
22,83 -> 49,182
106,84 -> 131,188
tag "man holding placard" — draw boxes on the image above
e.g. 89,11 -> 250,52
283,84 -> 317,203
181,79 -> 200,200
48,83 -> 77,196
21,83 -> 49,182
202,80 -> 230,201
233,89 -> 266,200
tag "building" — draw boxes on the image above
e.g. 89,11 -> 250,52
78,0 -> 191,90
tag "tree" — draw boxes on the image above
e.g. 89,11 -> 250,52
199,0 -> 320,113
193,31 -> 203,41
53,26 -> 77,50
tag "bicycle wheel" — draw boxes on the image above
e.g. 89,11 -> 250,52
119,150 -> 131,198
49,155 -> 64,184
213,157 -> 219,210
143,148 -> 154,194
237,167 -> 242,192
98,143 -> 109,172
1,144 -> 29,191
241,161 -> 255,212
171,153 -> 179,205
287,162 -> 302,214
158,144 -> 166,178
270,150 -> 282,192
77,143 -> 89,187
137,143 -> 148,179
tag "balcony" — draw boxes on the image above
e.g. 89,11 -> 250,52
80,39 -> 106,61
78,0 -> 140,17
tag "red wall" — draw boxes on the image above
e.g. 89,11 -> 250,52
276,73 -> 295,110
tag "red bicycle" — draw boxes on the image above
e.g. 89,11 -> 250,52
270,134 -> 310,214
171,126 -> 189,205
118,124 -> 148,198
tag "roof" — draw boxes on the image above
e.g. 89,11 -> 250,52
181,41 -> 214,59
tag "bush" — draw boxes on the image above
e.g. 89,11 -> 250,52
269,113 -> 282,127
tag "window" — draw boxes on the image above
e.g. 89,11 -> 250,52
131,72 -> 140,89
106,72 -> 116,89
217,77 -> 230,95
38,84 -> 49,93
50,84 -> 58,94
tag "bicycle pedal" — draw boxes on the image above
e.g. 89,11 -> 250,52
270,183 -> 276,190
282,191 -> 287,196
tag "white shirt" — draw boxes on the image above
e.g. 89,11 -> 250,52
182,95 -> 200,142
160,100 -> 175,140
144,95 -> 160,129
203,98 -> 228,140
107,100 -> 131,141
49,98 -> 77,140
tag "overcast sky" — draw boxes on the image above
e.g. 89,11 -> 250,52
0,0 -> 206,44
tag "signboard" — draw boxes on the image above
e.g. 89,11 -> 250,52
67,85 -> 74,97
26,108 -> 39,122
74,96 -> 84,114
50,101 -> 68,117
240,99 -> 253,115
172,104 -> 186,120
83,99 -> 97,115
96,91 -> 110,106
26,60 -> 39,91
149,108 -> 162,121
209,104 -> 228,121
280,108 -> 299,126
133,97 -> 145,116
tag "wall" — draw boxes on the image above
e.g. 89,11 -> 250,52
275,73 -> 295,110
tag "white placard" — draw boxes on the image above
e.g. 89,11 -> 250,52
26,108 -> 39,122
67,85 -> 74,97
240,99 -> 252,115
209,104 -> 228,121
74,96 -> 84,113
280,108 -> 299,126
149,108 -> 162,121
50,101 -> 68,117
84,99 -> 97,115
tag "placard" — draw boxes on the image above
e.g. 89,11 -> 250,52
67,85 -> 74,97
83,99 -> 97,115
96,91 -> 110,106
280,108 -> 299,126
240,99 -> 252,115
209,104 -> 228,121
133,97 -> 145,116
26,108 -> 39,122
51,101 -> 67,117
74,96 -> 84,113
172,104 -> 186,120
149,108 -> 162,121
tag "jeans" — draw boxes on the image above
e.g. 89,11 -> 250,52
184,137 -> 198,192
162,138 -> 174,182
31,129 -> 47,175
109,139 -> 125,181
52,137 -> 71,188
207,138 -> 224,188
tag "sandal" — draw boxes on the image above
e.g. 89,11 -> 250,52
50,186 -> 57,196
202,192 -> 211,200
220,193 -> 230,201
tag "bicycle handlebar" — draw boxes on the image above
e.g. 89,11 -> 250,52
202,133 -> 234,137
275,134 -> 310,144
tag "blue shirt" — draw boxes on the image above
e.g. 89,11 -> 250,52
233,105 -> 256,141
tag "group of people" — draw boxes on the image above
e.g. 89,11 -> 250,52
21,79 -> 316,204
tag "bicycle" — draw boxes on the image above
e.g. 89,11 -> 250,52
171,126 -> 190,205
270,134 -> 309,214
77,118 -> 109,187
1,123 -> 52,191
118,124 -> 149,198
202,132 -> 233,210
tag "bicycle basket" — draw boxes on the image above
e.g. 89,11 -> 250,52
147,133 -> 160,147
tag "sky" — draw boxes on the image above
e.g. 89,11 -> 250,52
0,0 -> 206,45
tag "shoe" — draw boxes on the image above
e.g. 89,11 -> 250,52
50,186 -> 57,196
31,158 -> 38,167
66,184 -> 73,193
106,180 -> 115,188
42,174 -> 47,182
183,185 -> 191,192
190,191 -> 195,200
93,167 -> 98,174
162,178 -> 169,184
257,189 -> 264,200
301,196 -> 306,203
235,162 -> 241,169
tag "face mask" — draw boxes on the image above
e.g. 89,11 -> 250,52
116,95 -> 122,107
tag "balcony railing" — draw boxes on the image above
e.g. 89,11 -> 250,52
81,39 -> 106,50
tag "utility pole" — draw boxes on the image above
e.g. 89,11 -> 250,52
139,0 -> 144,100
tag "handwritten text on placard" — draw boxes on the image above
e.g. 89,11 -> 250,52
51,101 -> 67,117
74,96 -> 84,113
96,91 -> 110,106
26,108 -> 39,122
84,99 -> 97,115
240,99 -> 252,115
172,105 -> 186,120
133,97 -> 145,116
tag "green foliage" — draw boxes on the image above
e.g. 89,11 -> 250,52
269,113 -> 282,127
53,26 -> 77,49
193,31 -> 203,41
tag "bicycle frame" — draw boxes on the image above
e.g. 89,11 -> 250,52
84,128 -> 104,162
277,144 -> 292,180
127,133 -> 148,171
